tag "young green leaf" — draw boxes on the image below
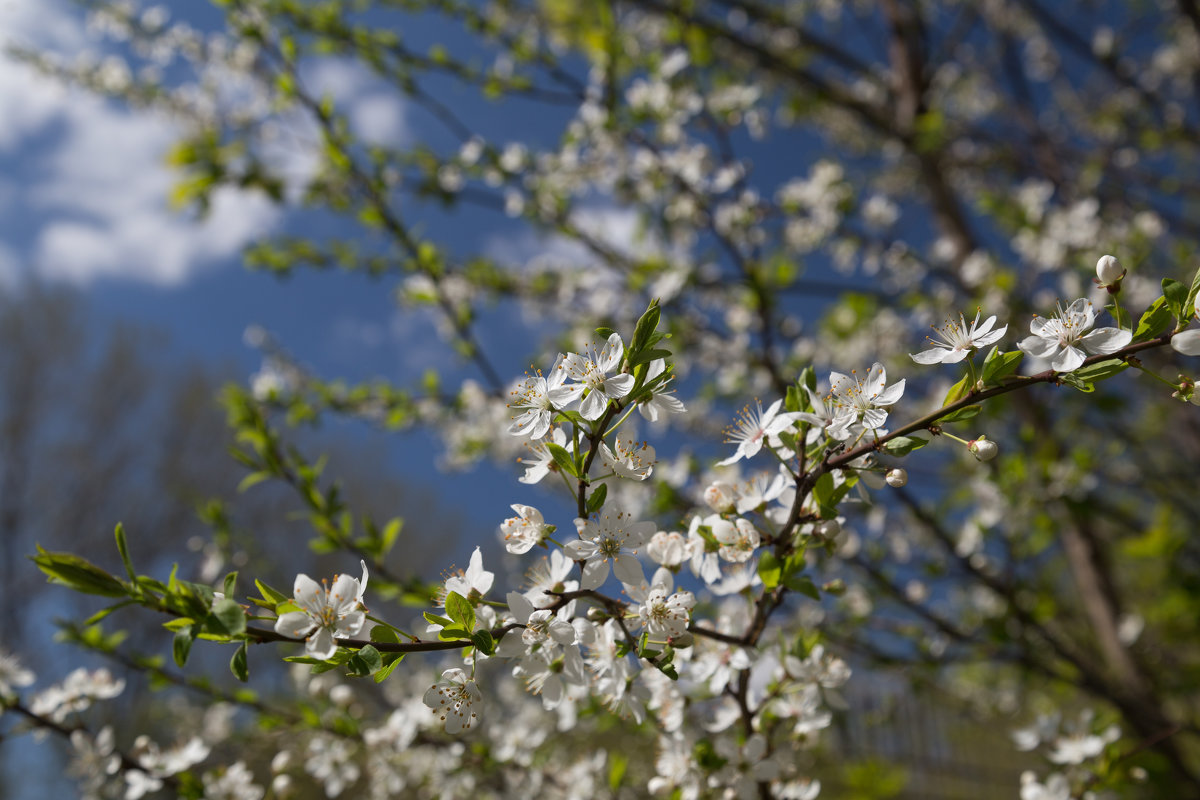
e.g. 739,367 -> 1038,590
230,641 -> 249,682
586,483 -> 608,513
1133,296 -> 1172,343
444,591 -> 476,632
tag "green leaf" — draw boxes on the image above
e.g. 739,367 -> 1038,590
880,434 -> 929,455
207,598 -> 247,637
31,550 -> 127,598
1186,267 -> 1200,324
981,347 -> 1025,385
114,524 -> 137,583
629,300 -> 661,354
594,326 -> 616,340
812,473 -> 835,508
784,574 -> 822,600
173,624 -> 199,667
785,384 -> 802,413
757,551 -> 782,590
1133,296 -> 1172,342
254,579 -> 289,606
236,470 -> 272,493
938,405 -> 982,424
545,442 -> 579,478
471,629 -> 495,655
352,645 -> 383,676
444,591 -> 475,632
608,753 -> 628,791
627,348 -> 672,368
373,653 -> 406,683
423,611 -> 453,627
230,642 -> 249,682
1164,277 -> 1189,325
1072,359 -> 1128,383
586,483 -> 608,513
942,375 -> 971,406
1058,372 -> 1095,392
222,571 -> 238,599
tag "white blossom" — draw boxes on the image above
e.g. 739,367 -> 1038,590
1017,298 -> 1131,372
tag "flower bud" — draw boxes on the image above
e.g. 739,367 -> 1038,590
815,519 -> 841,539
668,631 -> 694,648
1095,254 -> 1125,287
703,481 -> 738,513
968,435 -> 998,461
885,468 -> 908,488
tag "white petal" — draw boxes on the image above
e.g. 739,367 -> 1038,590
579,390 -> 607,420
507,591 -> 534,624
613,553 -> 646,586
598,332 -> 625,371
274,611 -> 315,639
1018,334 -> 1057,359
865,363 -> 887,394
306,627 -> 337,661
580,558 -> 609,590
940,348 -> 970,364
1171,329 -> 1200,356
911,347 -> 949,364
873,379 -> 905,406
329,574 -> 360,614
563,539 -> 597,560
603,373 -> 635,398
293,574 -> 324,615
861,407 -> 888,429
1079,327 -> 1132,355
1051,345 -> 1086,373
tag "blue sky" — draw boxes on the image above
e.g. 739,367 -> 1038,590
0,0 -> 654,567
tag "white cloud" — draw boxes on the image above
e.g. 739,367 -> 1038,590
302,58 -> 410,146
0,0 -> 281,287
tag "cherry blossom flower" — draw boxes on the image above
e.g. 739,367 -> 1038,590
562,333 -> 635,420
910,310 -> 1007,364
828,363 -> 905,433
274,566 -> 367,661
711,517 -> 760,563
443,547 -> 494,603
599,435 -> 656,480
518,428 -> 571,485
423,668 -> 483,733
506,355 -> 583,439
31,668 -> 126,723
0,650 -> 34,697
634,572 -> 696,639
704,481 -> 738,512
1170,293 -> 1200,355
636,358 -> 687,422
646,530 -> 687,567
564,512 -> 656,589
1017,298 -> 1131,372
515,647 -> 587,709
718,399 -> 801,465
501,504 -> 551,554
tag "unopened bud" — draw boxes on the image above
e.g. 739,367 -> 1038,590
815,519 -> 841,539
1095,254 -> 1125,288
968,435 -> 998,461
822,578 -> 847,595
703,481 -> 738,513
668,632 -> 694,648
885,468 -> 908,488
